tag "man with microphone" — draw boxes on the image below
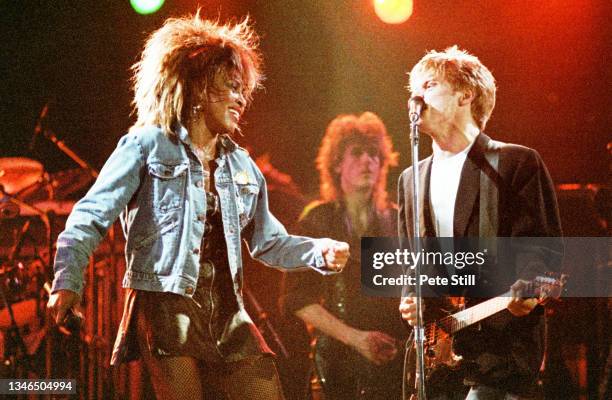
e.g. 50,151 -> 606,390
398,46 -> 562,399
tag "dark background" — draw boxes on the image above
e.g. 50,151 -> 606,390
1,0 -> 610,200
0,2 -> 609,397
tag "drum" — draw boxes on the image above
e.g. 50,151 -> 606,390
0,258 -> 46,329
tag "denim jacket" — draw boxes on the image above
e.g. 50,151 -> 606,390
52,125 -> 332,301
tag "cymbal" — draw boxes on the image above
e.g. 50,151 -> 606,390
48,168 -> 94,200
0,158 -> 43,194
18,168 -> 93,202
18,200 -> 75,216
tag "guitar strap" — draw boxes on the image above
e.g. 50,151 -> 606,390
479,138 -> 503,259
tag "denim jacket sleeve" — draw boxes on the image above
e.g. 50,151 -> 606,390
243,160 -> 335,275
52,133 -> 145,295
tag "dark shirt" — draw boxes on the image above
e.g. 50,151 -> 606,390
284,201 -> 403,333
282,201 -> 407,399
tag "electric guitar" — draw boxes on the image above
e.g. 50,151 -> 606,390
406,274 -> 568,399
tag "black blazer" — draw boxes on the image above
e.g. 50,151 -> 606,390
398,133 -> 562,240
397,133 -> 563,395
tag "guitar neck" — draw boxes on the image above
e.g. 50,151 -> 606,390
426,275 -> 565,342
438,291 -> 511,335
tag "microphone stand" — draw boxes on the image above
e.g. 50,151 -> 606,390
409,111 -> 427,400
244,288 -> 289,359
39,127 -> 99,179
0,188 -> 40,376
30,103 -> 97,179
0,276 -> 31,376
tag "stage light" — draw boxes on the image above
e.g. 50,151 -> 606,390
130,0 -> 165,15
374,0 -> 413,24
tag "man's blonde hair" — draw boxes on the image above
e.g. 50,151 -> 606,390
131,11 -> 263,135
409,46 -> 496,130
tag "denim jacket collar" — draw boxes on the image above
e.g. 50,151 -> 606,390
175,124 -> 238,157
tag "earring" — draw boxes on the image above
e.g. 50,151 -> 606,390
192,104 -> 203,115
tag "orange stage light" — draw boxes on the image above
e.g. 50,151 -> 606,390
374,0 -> 413,24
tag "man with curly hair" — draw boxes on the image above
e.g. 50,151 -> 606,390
282,112 -> 407,399
47,12 -> 348,399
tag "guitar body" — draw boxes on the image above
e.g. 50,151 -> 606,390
406,329 -> 468,399
403,275 -> 567,399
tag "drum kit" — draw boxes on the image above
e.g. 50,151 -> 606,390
0,118 -> 96,378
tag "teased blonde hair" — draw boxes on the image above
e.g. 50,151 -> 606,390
316,112 -> 398,211
409,46 -> 496,130
131,11 -> 263,135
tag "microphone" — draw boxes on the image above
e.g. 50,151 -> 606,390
43,282 -> 84,336
408,96 -> 425,123
30,103 -> 49,151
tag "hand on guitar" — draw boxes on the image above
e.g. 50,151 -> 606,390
399,295 -> 422,326
351,330 -> 398,365
507,279 -> 540,317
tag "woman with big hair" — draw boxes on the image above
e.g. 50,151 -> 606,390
47,12 -> 348,399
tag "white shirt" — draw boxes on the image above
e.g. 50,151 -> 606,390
429,139 -> 476,237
